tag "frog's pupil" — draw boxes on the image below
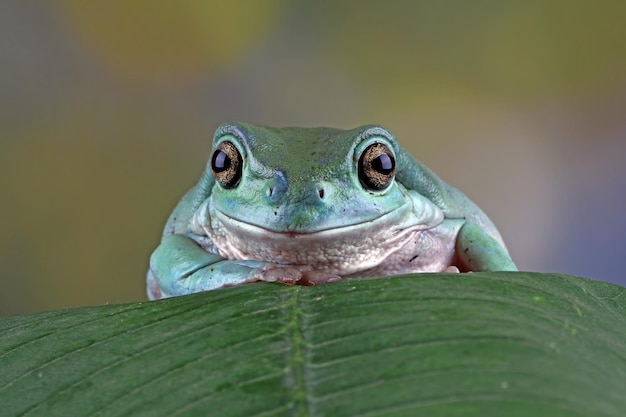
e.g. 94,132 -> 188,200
374,153 -> 394,174
212,150 -> 230,172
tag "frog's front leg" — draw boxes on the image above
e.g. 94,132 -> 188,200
455,222 -> 517,272
147,234 -> 338,300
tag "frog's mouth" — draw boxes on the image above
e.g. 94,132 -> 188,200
191,196 -> 444,275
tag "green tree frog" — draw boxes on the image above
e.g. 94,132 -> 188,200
148,122 -> 516,300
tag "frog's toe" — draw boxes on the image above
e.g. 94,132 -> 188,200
146,269 -> 163,300
256,265 -> 307,285
444,266 -> 461,273
299,270 -> 342,286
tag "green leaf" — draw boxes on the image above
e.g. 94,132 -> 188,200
1,272 -> 625,417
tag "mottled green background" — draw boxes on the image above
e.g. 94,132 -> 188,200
1,1 -> 625,317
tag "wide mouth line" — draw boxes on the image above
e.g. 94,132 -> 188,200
213,206 -> 404,237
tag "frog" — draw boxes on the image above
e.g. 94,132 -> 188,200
147,121 -> 517,300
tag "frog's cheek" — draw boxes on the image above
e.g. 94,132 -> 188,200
404,190 -> 445,230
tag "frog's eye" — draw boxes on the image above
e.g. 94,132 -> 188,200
358,142 -> 396,191
211,141 -> 242,189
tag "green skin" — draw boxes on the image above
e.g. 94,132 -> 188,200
148,122 -> 516,300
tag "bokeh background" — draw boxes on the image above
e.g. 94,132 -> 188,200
1,1 -> 625,317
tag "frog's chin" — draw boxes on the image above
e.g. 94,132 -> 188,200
191,195 -> 444,275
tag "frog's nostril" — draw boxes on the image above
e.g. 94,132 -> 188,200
317,188 -> 325,199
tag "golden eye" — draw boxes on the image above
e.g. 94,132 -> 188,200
358,143 -> 396,191
211,141 -> 242,189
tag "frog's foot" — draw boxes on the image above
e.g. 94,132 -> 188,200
445,266 -> 461,273
253,264 -> 307,285
254,264 -> 341,286
146,269 -> 162,300
299,270 -> 342,286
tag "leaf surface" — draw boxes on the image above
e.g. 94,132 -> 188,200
1,272 -> 625,416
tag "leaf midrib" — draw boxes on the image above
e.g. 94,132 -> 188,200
285,287 -> 310,417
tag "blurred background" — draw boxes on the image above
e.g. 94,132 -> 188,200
1,1 -> 625,317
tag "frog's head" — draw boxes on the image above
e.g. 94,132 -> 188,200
190,122 -> 443,273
